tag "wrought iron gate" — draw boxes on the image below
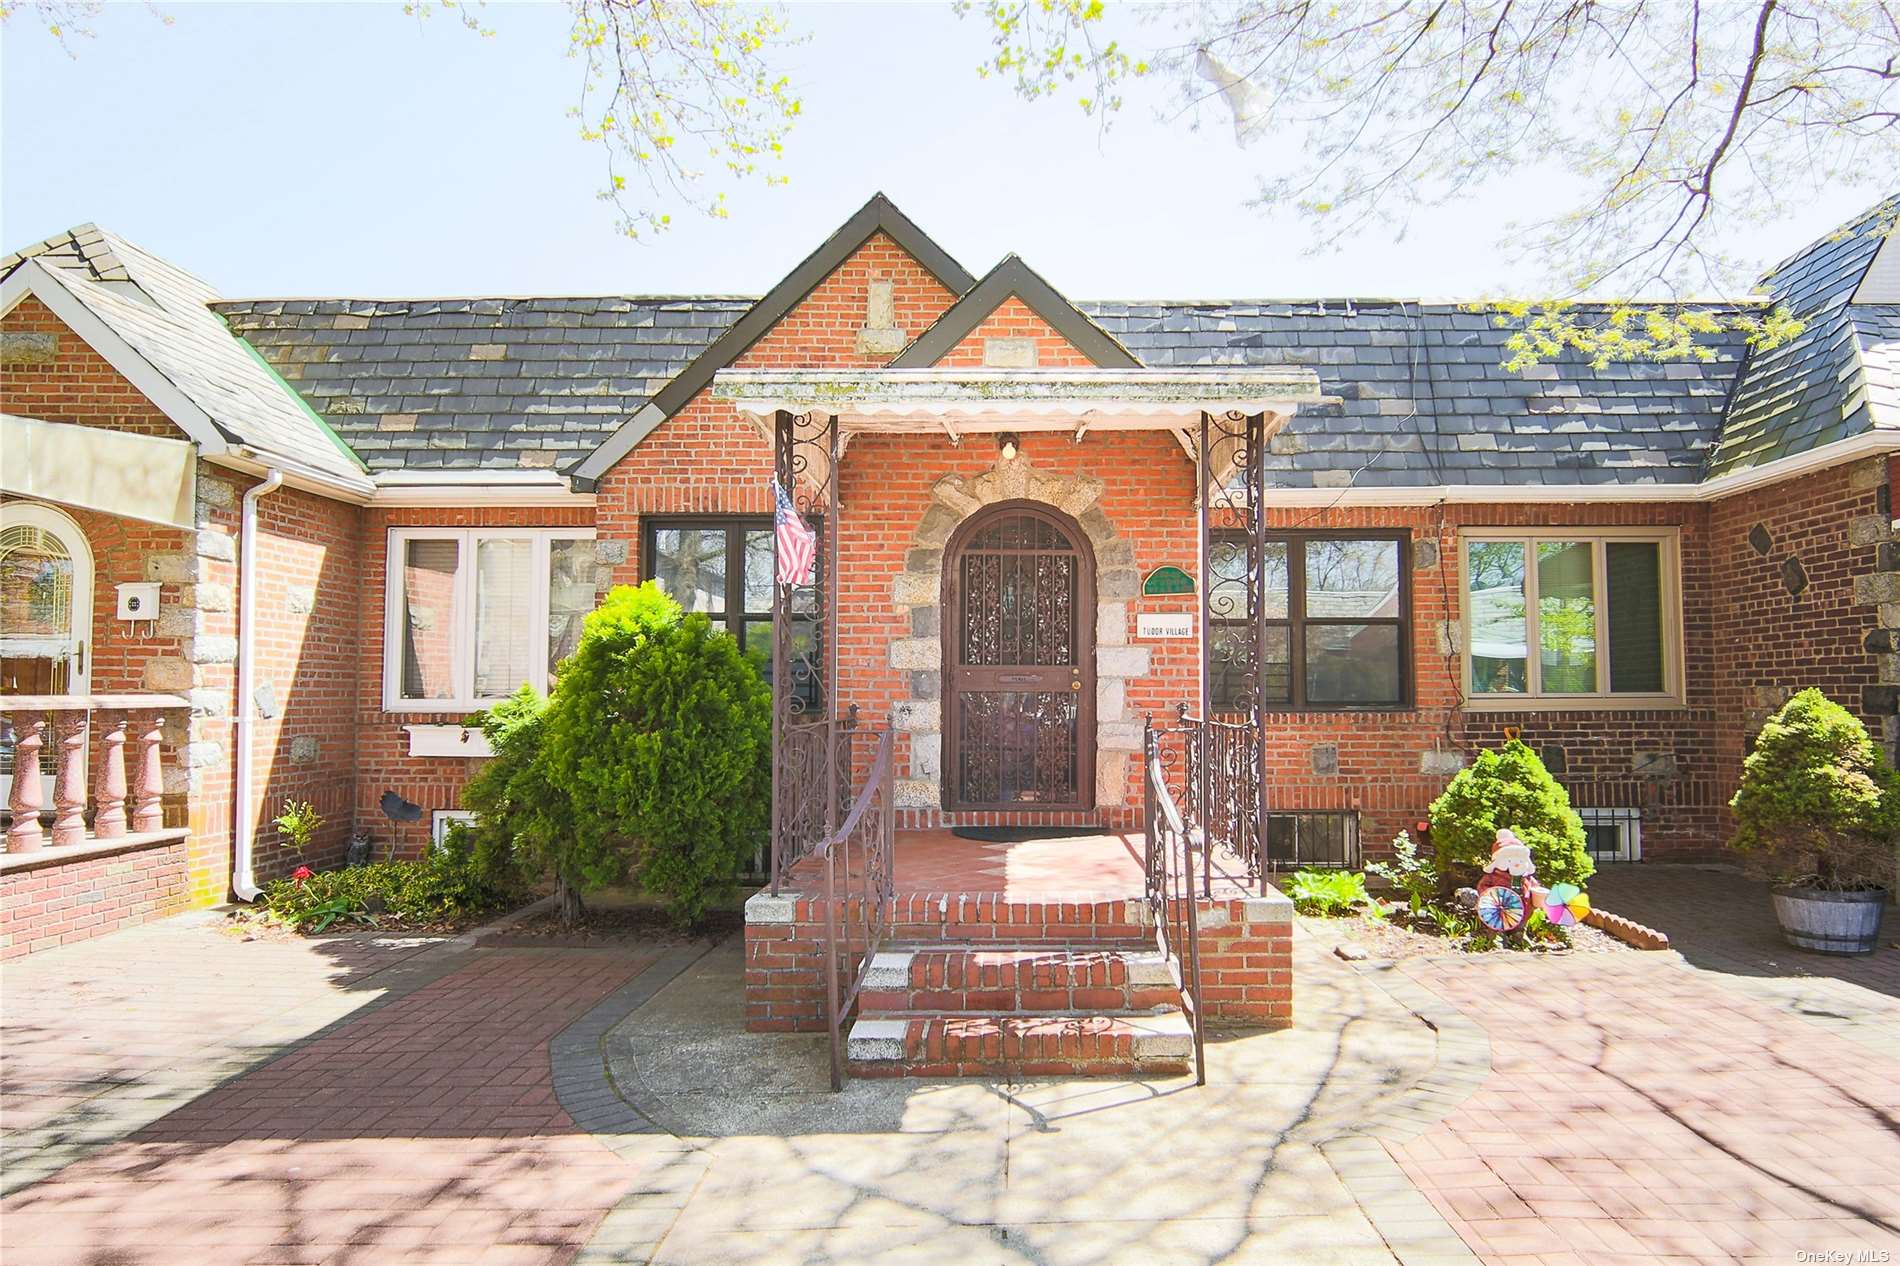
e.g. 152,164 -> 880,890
943,502 -> 1095,812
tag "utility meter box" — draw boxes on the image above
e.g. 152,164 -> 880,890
116,581 -> 161,621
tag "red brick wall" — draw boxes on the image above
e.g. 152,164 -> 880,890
930,299 -> 1099,368
355,505 -> 593,859
1705,459 -> 1885,828
593,232 -> 959,585
0,837 -> 191,960
249,486 -> 364,883
1,295 -> 180,436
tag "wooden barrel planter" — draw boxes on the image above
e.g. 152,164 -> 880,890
1770,886 -> 1888,955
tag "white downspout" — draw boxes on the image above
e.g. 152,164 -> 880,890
232,468 -> 284,901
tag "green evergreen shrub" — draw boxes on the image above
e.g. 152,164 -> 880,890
481,582 -> 769,927
1729,688 -> 1900,891
1428,740 -> 1593,888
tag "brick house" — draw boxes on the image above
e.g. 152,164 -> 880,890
4,193 -> 1896,1061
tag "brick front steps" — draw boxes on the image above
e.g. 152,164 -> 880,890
856,944 -> 1183,1015
846,943 -> 1190,1077
847,1010 -> 1195,1078
744,887 -> 1293,1079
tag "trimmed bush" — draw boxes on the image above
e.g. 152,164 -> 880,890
465,582 -> 771,928
1429,740 -> 1593,889
1730,688 -> 1899,891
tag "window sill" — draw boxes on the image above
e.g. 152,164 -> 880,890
1461,696 -> 1687,714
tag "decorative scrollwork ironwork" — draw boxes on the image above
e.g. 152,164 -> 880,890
1198,408 -> 1270,895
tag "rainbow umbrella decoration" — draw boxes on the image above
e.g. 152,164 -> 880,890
1543,882 -> 1590,927
1476,885 -> 1526,933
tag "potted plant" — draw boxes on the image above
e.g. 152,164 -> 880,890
1730,689 -> 1899,955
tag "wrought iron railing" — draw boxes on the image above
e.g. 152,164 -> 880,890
769,710 -> 865,895
815,726 -> 896,1090
1178,711 -> 1265,891
1143,720 -> 1205,1086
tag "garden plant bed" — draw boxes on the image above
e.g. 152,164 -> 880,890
1306,908 -> 1634,962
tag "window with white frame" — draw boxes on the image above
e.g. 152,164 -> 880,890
384,528 -> 596,710
1462,530 -> 1680,703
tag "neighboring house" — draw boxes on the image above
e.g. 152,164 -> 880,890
3,193 -> 1896,961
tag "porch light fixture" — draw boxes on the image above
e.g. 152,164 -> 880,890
997,432 -> 1020,460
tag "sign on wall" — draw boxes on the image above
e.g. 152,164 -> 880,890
1136,613 -> 1195,639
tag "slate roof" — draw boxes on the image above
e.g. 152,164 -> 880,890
216,296 -> 751,472
1705,197 -> 1900,476
1082,301 -> 1748,486
3,225 -> 367,484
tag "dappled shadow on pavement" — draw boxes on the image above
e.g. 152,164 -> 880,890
1390,950 -> 1900,1264
3,944 -> 656,1266
1591,864 -> 1900,999
599,932 -> 1454,1265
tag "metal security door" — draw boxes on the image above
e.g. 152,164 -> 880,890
944,502 -> 1094,812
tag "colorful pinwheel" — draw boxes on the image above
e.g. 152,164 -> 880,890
1476,885 -> 1527,933
1542,882 -> 1590,927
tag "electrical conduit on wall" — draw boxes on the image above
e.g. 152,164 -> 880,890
231,468 -> 283,901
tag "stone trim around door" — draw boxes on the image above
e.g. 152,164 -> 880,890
884,456 -> 1147,814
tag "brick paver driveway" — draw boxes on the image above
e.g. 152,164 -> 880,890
3,916 -> 662,1266
1385,866 -> 1900,1266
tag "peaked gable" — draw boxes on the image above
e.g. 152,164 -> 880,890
575,193 -> 975,483
890,255 -> 1138,369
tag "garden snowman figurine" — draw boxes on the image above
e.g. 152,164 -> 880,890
1475,828 -> 1537,934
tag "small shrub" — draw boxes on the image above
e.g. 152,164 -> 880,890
1430,740 -> 1593,889
1730,688 -> 1900,891
261,828 -> 529,933
273,799 -> 322,853
1288,868 -> 1371,916
1364,830 -> 1438,914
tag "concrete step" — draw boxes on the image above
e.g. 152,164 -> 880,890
847,1008 -> 1195,1078
857,944 -> 1182,1015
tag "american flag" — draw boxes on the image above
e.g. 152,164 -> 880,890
772,478 -> 817,587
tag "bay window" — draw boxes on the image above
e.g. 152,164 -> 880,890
384,527 -> 596,710
1462,529 -> 1678,704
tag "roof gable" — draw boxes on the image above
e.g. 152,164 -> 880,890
574,193 -> 974,482
890,255 -> 1138,369
1709,195 -> 1900,476
1,224 -> 370,490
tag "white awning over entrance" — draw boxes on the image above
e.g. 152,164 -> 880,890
1,413 -> 196,530
713,367 -> 1326,436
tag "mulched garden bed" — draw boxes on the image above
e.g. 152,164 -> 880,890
1307,909 -> 1634,962
476,901 -> 745,949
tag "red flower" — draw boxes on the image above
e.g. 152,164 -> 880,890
291,866 -> 314,886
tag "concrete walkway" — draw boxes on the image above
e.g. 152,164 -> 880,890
590,930 -> 1483,1266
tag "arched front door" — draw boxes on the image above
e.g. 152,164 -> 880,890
942,501 -> 1095,812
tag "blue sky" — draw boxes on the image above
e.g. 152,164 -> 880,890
2,2 -> 1872,302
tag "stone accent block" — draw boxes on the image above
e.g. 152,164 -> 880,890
1096,601 -> 1127,646
895,778 -> 937,809
289,735 -> 320,764
888,637 -> 940,670
286,585 -> 316,614
890,699 -> 939,732
196,476 -> 236,508
180,583 -> 232,612
1848,514 -> 1896,547
1096,645 -> 1151,677
1419,748 -> 1466,777
143,657 -> 193,692
187,635 -> 238,665
1,331 -> 58,365
194,529 -> 236,563
594,539 -> 629,566
1857,572 -> 1900,604
145,553 -> 197,584
743,892 -> 796,924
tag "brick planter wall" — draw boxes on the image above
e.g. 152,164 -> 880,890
0,835 -> 191,959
